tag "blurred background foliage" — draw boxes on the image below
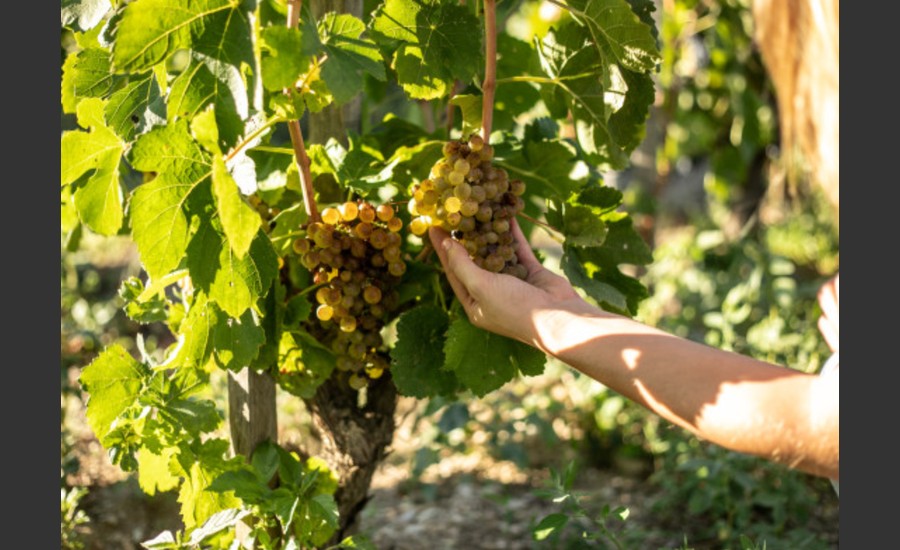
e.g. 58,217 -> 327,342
61,0 -> 839,548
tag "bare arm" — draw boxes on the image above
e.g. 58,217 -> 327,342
428,223 -> 839,480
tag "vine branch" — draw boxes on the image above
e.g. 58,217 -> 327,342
286,0 -> 320,223
481,0 -> 497,142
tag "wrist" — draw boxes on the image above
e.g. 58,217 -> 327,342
532,298 -> 618,357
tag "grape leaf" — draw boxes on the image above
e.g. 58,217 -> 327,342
128,119 -> 210,183
276,331 -> 336,399
213,307 -> 266,371
607,66 -> 656,154
137,446 -> 180,495
496,137 -> 585,201
60,98 -> 126,236
448,95 -> 482,137
495,34 -> 542,127
174,439 -> 243,530
390,304 -> 458,398
111,0 -> 237,73
61,48 -> 117,114
79,344 -> 148,443
173,292 -> 217,370
260,26 -> 317,91
561,211 -> 651,315
372,0 -> 481,99
310,137 -> 385,195
562,203 -> 608,246
191,0 -> 255,69
211,155 -> 260,258
168,54 -> 249,150
318,13 -> 386,104
119,276 -> 169,323
443,305 -> 546,397
105,72 -> 166,141
536,24 -> 627,169
129,173 -> 197,280
207,229 -> 279,318
563,0 -> 660,73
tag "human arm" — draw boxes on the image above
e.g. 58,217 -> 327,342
817,273 -> 839,354
428,221 -> 839,480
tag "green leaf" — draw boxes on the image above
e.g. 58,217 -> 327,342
390,305 -> 458,398
190,1 -> 254,69
372,0 -> 482,99
207,230 -> 279,318
213,307 -> 266,371
532,512 -> 569,541
607,66 -> 656,153
111,0 -> 237,73
160,397 -> 222,434
494,35 -> 543,127
175,439 -> 243,529
208,468 -> 269,502
310,137 -> 384,195
536,25 -> 627,169
296,494 -> 339,547
171,292 -> 217,370
496,137 -> 585,200
129,173 -> 196,280
560,211 -> 651,316
251,440 -> 280,485
128,119 -> 210,183
260,26 -> 317,91
61,0 -> 112,32
186,508 -> 251,546
318,13 -> 385,104
564,0 -> 661,73
276,331 -> 336,399
448,95 -> 482,137
167,54 -> 249,149
60,98 -> 126,236
137,446 -> 180,495
562,203 -> 608,246
211,156 -> 261,258
61,48 -> 117,114
444,305 -> 546,397
105,72 -> 166,141
79,344 -> 148,443
119,276 -> 169,323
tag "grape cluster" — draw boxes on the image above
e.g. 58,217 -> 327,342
292,201 -> 406,389
407,134 -> 528,279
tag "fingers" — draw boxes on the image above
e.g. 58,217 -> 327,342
509,217 -> 544,274
428,227 -> 475,305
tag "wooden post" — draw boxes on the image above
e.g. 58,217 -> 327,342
227,367 -> 278,458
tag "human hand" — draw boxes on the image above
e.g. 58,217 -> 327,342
817,273 -> 839,353
428,219 -> 582,346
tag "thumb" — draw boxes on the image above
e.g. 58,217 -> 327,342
428,227 -> 484,296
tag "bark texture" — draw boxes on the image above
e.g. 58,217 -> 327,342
304,373 -> 398,542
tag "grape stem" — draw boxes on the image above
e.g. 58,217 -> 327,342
518,212 -> 562,237
481,0 -> 497,143
286,0 -> 320,223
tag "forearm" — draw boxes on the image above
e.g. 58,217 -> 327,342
530,300 -> 839,479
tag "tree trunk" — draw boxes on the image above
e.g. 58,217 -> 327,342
304,373 -> 398,541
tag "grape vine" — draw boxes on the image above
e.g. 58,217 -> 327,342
61,0 -> 661,546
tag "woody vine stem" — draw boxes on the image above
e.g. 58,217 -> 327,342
481,0 -> 497,143
286,0 -> 320,223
